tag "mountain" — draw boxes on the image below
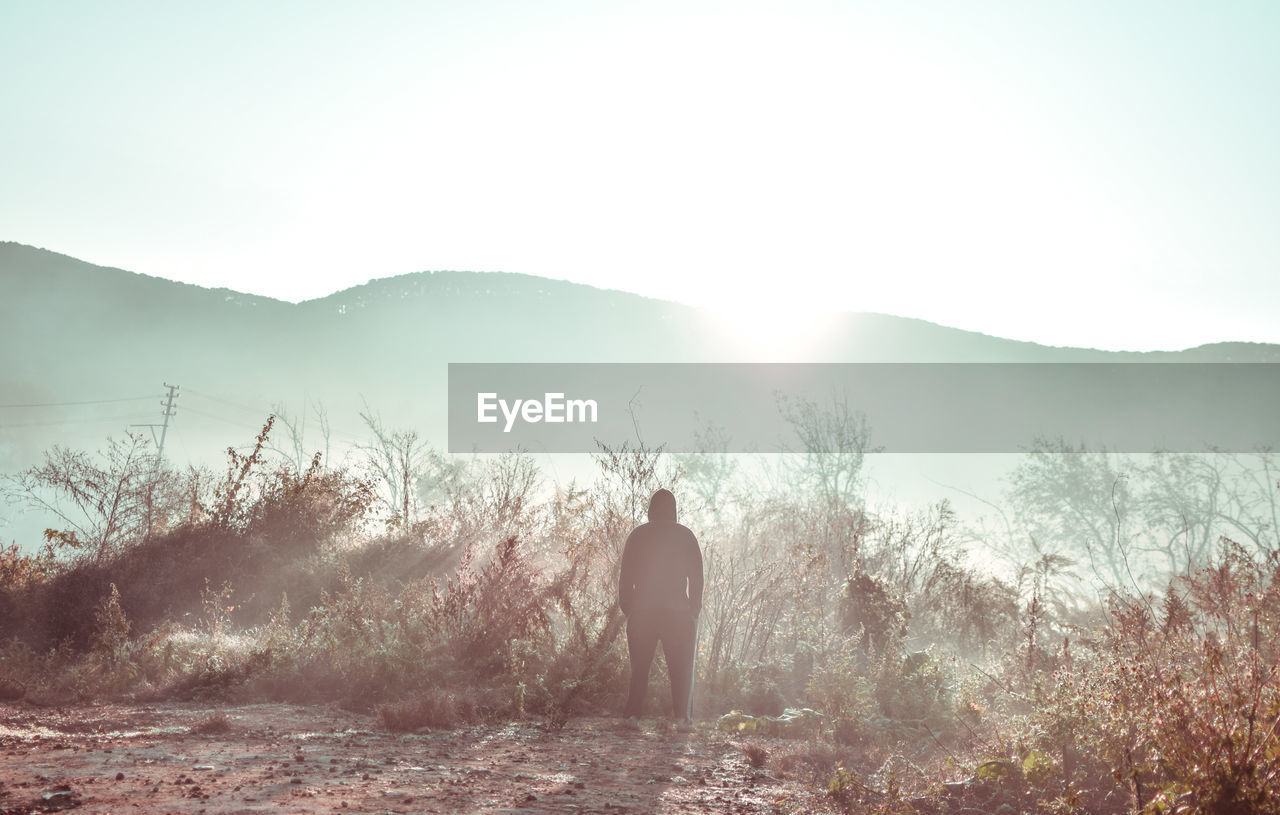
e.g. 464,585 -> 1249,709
4,240 -> 1279,548
3,240 -> 1278,468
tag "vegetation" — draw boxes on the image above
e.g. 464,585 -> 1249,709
2,409 -> 1279,815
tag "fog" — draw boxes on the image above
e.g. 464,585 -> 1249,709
5,246 -> 1280,813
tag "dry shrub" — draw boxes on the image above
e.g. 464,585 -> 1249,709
0,543 -> 55,592
189,711 -> 231,734
772,739 -> 845,781
1031,540 -> 1280,815
742,740 -> 769,767
6,422 -> 374,654
377,688 -> 480,732
0,676 -> 24,701
425,535 -> 561,671
164,644 -> 274,702
530,604 -> 627,723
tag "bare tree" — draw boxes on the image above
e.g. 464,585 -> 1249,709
776,390 -> 879,507
358,405 -> 434,528
268,399 -> 333,471
677,419 -> 738,520
1004,437 -> 1139,588
1000,441 -> 1280,589
1138,450 -> 1280,568
3,431 -> 177,562
481,451 -> 541,533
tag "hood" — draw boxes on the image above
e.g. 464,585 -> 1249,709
647,488 -> 677,522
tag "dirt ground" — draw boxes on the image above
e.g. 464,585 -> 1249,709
0,703 -> 815,814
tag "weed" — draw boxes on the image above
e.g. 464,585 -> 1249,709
742,740 -> 769,767
377,689 -> 480,732
189,711 -> 232,734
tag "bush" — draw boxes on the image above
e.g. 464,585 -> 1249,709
11,420 -> 1280,815
189,711 -> 232,734
377,689 -> 483,732
1028,541 -> 1280,814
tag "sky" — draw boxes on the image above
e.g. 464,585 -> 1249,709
3,0 -> 1278,352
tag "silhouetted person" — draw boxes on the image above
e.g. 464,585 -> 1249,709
618,488 -> 703,725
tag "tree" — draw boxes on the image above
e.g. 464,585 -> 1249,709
358,405 -> 436,528
268,398 -> 332,471
999,440 -> 1280,589
1004,437 -> 1139,589
1138,450 -> 1280,569
3,431 -> 180,562
776,390 -> 879,508
676,419 -> 738,519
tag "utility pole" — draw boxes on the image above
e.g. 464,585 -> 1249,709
156,383 -> 179,462
131,383 -> 179,464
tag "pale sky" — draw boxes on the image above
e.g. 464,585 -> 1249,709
3,1 -> 1278,351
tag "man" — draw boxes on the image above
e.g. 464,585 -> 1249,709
617,488 -> 703,727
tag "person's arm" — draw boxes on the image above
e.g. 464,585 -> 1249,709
618,534 -> 636,616
687,534 -> 704,620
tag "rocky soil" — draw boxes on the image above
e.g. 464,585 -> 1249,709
0,703 -> 811,814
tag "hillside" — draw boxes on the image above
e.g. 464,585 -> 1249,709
3,238 -> 1278,481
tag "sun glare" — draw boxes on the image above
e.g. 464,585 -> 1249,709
705,305 -> 841,361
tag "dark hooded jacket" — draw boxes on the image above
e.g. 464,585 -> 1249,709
617,489 -> 703,617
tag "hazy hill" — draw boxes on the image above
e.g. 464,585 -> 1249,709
3,239 -> 1278,488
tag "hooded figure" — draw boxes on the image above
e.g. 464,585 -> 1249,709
617,488 -> 703,724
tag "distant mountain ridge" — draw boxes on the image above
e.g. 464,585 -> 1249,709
3,240 -> 1278,470
7,240 -> 1277,361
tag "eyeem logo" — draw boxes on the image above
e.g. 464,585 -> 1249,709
477,392 -> 598,433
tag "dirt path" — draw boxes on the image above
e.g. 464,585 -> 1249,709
0,703 -> 808,814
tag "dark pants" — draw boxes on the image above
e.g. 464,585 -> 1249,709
624,607 -> 697,720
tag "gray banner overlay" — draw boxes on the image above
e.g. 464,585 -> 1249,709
447,363 -> 1280,454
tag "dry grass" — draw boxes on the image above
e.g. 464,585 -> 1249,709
188,711 -> 232,734
0,677 -> 25,701
741,739 -> 769,767
377,689 -> 480,732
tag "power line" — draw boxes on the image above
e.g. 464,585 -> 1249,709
0,387 -> 370,446
0,395 -> 161,408
0,413 -> 154,429
181,405 -> 269,429
185,389 -> 367,443
184,389 -> 273,416
182,406 -> 363,445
